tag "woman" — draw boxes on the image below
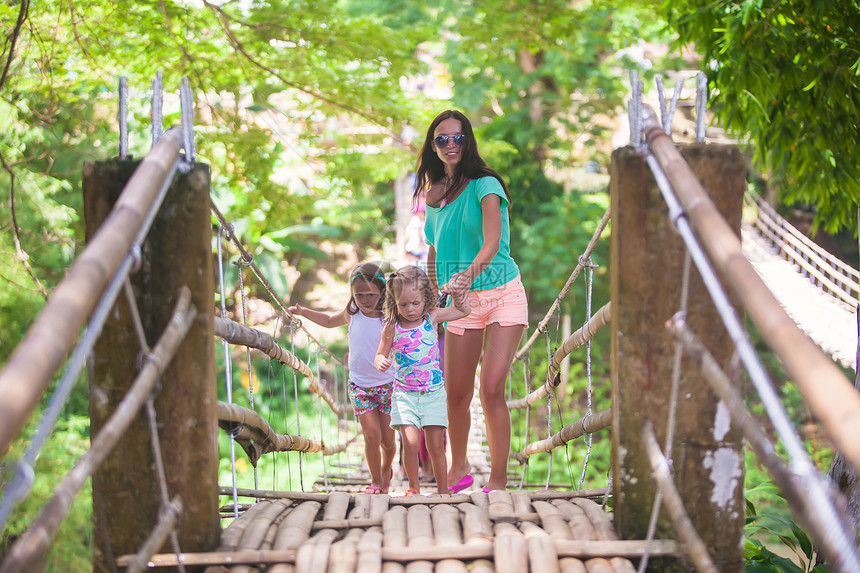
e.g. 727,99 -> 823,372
414,110 -> 528,492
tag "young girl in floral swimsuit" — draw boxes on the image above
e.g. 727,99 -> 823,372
374,265 -> 470,496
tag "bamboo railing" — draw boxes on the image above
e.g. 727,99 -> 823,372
642,108 -> 860,476
0,129 -> 184,456
745,189 -> 860,308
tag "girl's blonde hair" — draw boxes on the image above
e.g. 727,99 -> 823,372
346,262 -> 386,316
383,265 -> 437,324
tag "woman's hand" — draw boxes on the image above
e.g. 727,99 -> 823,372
442,271 -> 471,299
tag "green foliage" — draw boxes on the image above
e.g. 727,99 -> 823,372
1,416 -> 93,573
666,0 -> 860,234
744,484 -> 831,572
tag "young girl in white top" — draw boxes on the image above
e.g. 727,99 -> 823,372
374,265 -> 471,496
289,262 -> 396,494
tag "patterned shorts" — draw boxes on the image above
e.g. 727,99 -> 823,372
348,381 -> 393,416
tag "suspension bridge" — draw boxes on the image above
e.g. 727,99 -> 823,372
1,71 -> 860,573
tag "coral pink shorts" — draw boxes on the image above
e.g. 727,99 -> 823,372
446,275 -> 528,336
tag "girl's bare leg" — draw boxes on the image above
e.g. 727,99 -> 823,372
423,426 -> 449,494
357,410 -> 384,488
480,323 -> 525,491
443,328 -> 483,484
378,411 -> 396,491
400,425 -> 421,491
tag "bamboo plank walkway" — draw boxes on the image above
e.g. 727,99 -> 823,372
742,223 -> 857,369
124,489 -> 678,572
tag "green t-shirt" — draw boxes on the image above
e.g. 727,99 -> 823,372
424,176 -> 520,291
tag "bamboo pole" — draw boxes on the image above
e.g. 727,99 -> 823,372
356,528 -> 384,573
383,506 -> 407,573
642,109 -> 860,474
570,499 -> 617,541
217,402 -> 324,463
513,409 -> 612,462
124,497 -> 183,573
329,528 -> 361,573
218,486 -> 331,502
642,422 -> 718,573
0,290 -> 195,573
508,304 -> 611,410
517,207 -> 611,359
552,500 -> 598,541
268,501 -> 321,573
609,557 -> 637,573
0,128 -> 183,456
214,316 -> 348,416
584,558 -> 614,573
432,504 -> 466,573
120,540 -> 680,569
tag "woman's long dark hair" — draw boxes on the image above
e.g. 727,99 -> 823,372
413,110 -> 510,207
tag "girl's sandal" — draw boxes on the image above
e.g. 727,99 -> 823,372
365,485 -> 383,495
404,487 -> 421,497
380,469 -> 393,494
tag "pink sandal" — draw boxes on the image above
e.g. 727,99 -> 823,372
380,469 -> 393,494
365,485 -> 383,494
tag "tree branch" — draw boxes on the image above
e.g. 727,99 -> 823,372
1,152 -> 48,299
0,0 -> 30,92
201,0 -> 407,147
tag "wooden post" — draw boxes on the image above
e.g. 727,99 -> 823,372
609,144 -> 746,571
84,159 -> 219,572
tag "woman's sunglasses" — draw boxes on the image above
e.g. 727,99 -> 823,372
434,134 -> 467,148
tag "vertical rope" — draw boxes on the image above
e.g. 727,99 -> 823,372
145,400 -> 186,573
638,251 -> 692,573
151,70 -> 163,147
179,76 -> 195,165
290,324 -> 304,491
544,331 -> 553,490
216,226 -> 239,519
696,71 -> 708,142
518,358 -> 530,489
118,76 -> 128,160
578,256 -> 596,490
314,344 -> 329,492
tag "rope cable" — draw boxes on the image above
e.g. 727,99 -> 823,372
216,226 -> 239,519
638,250 -> 692,573
578,256 -> 596,491
289,323 -> 304,491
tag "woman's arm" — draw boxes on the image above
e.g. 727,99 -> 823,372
287,304 -> 348,328
427,245 -> 439,294
431,292 -> 472,325
442,194 -> 502,298
374,323 -> 395,371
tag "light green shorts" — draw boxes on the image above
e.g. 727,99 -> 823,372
390,387 -> 448,429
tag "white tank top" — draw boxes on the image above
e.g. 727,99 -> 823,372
347,311 -> 395,388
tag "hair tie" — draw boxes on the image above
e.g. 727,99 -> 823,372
350,271 -> 386,284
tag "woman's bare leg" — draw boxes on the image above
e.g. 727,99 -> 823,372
480,324 -> 525,491
444,328 -> 483,484
357,410 -> 384,488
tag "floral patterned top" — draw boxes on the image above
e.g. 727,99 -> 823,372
391,316 -> 443,392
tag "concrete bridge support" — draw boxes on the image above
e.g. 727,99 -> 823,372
83,160 -> 219,571
609,144 -> 747,571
